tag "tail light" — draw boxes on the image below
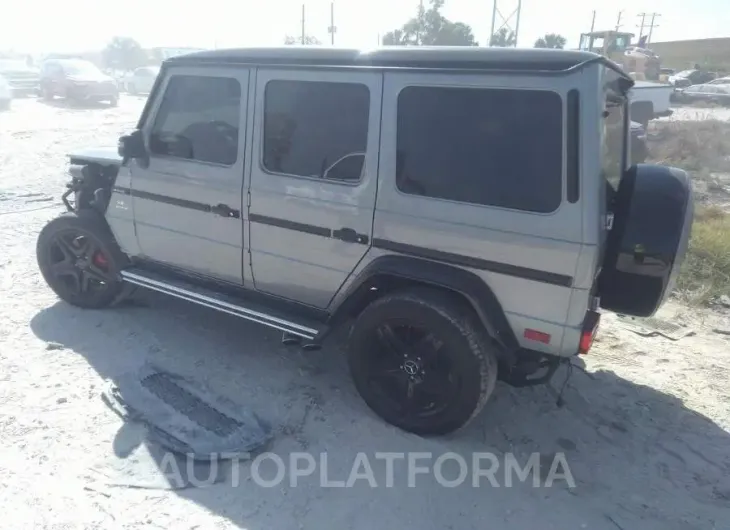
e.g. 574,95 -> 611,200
579,310 -> 600,355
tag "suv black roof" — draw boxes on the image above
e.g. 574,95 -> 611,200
166,46 -> 615,75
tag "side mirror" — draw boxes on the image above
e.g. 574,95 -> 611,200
118,130 -> 147,161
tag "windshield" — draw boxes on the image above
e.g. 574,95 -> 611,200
0,59 -> 29,71
62,60 -> 102,76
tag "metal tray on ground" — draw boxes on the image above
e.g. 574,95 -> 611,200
101,363 -> 272,460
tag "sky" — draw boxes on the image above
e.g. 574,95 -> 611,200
0,0 -> 728,54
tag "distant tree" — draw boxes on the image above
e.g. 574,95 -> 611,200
382,0 -> 478,46
102,37 -> 147,71
284,35 -> 322,45
489,27 -> 516,47
534,33 -> 567,49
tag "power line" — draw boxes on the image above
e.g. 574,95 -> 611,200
328,2 -> 337,45
646,13 -> 661,43
615,10 -> 624,31
637,12 -> 647,40
489,0 -> 522,47
301,4 -> 306,45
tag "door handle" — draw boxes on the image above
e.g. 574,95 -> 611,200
210,203 -> 240,218
333,227 -> 369,245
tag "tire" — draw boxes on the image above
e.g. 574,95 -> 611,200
36,211 -> 129,309
347,288 -> 498,435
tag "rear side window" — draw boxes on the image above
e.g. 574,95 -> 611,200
263,80 -> 370,182
396,86 -> 563,213
149,75 -> 241,166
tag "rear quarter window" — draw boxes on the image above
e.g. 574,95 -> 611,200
395,86 -> 563,213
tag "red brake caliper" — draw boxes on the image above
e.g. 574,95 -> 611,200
92,251 -> 109,268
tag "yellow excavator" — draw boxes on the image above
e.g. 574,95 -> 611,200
578,30 -> 662,81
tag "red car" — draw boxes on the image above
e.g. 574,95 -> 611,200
39,59 -> 119,106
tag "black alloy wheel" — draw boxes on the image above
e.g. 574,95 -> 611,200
37,212 -> 127,308
366,322 -> 459,420
348,289 -> 498,436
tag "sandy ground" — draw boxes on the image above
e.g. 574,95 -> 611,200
1,97 -> 730,530
665,106 -> 730,123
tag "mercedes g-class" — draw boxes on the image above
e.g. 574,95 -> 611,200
36,47 -> 694,435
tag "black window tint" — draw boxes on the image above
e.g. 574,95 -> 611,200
150,75 -> 241,166
263,80 -> 369,181
396,87 -> 563,213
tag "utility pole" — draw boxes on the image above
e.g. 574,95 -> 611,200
328,2 -> 337,45
590,10 -> 596,33
637,12 -> 647,41
489,0 -> 522,47
301,4 -> 306,45
615,10 -> 624,31
646,13 -> 661,43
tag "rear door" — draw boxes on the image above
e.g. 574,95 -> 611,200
128,66 -> 250,284
247,69 -> 382,308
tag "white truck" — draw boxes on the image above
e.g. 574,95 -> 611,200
577,30 -> 674,127
630,80 -> 674,127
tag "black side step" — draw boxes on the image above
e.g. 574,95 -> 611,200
120,269 -> 324,341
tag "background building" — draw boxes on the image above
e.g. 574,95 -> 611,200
650,37 -> 730,71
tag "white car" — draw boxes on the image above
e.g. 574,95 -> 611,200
122,66 -> 160,95
0,74 -> 11,110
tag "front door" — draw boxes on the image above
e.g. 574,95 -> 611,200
248,69 -> 382,308
129,66 -> 250,284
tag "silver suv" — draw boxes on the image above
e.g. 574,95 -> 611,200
36,47 -> 694,435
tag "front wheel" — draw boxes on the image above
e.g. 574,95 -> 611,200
36,212 -> 127,309
347,289 -> 498,436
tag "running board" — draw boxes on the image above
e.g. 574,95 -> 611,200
120,269 -> 323,341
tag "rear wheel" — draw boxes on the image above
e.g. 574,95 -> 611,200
37,212 -> 127,309
347,289 -> 498,435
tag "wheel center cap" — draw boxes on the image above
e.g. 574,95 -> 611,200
402,359 -> 419,375
75,258 -> 89,269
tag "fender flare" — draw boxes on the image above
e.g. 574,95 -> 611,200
329,255 -> 519,356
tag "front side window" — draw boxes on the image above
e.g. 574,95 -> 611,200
396,86 -> 563,213
149,75 -> 241,166
262,80 -> 370,182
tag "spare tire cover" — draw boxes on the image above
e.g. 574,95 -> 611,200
599,164 -> 693,317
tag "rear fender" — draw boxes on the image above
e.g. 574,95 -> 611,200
329,255 -> 520,359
